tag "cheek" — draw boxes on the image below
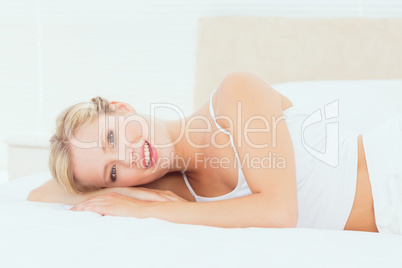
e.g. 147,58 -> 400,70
117,168 -> 139,186
124,120 -> 147,144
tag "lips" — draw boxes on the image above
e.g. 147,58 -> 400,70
142,141 -> 151,168
142,140 -> 158,169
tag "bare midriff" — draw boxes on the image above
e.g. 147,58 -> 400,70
343,134 -> 379,232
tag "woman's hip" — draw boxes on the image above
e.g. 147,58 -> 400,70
362,114 -> 402,235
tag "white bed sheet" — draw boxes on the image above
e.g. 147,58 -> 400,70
0,172 -> 402,268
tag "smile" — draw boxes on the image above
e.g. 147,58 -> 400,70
142,140 -> 157,169
144,141 -> 151,167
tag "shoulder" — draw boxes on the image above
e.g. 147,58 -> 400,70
213,72 -> 292,116
211,72 -> 284,130
216,71 -> 279,101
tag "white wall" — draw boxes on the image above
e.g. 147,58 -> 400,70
1,0 -> 402,171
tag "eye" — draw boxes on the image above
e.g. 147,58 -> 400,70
108,130 -> 115,147
108,130 -> 116,183
110,165 -> 117,183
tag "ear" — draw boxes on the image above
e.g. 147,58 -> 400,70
110,101 -> 136,113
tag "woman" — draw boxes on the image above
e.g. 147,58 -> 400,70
28,71 -> 399,233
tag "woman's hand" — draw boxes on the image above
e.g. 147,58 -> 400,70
69,188 -> 188,218
69,192 -> 154,218
115,186 -> 189,202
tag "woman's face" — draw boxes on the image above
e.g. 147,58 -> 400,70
69,102 -> 173,188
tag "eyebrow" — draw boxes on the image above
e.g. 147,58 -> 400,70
101,127 -> 107,187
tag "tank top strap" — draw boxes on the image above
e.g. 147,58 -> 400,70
181,171 -> 199,198
210,87 -> 243,161
209,88 -> 230,135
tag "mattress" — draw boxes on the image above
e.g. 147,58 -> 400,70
0,172 -> 402,267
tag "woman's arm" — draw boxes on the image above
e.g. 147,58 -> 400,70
27,177 -> 188,206
215,72 -> 298,225
27,179 -> 123,205
71,190 -> 293,228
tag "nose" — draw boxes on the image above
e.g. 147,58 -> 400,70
129,148 -> 135,168
130,145 -> 144,169
104,145 -> 136,169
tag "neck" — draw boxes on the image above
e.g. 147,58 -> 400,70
161,118 -> 192,173
159,114 -> 207,174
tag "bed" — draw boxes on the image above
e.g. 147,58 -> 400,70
1,17 -> 402,267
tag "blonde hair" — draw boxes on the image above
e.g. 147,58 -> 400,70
49,96 -> 117,194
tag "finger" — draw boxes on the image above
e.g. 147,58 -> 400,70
159,194 -> 185,202
137,192 -> 171,202
162,191 -> 187,201
86,192 -> 129,203
70,198 -> 108,210
147,194 -> 171,202
76,193 -> 112,205
162,192 -> 188,202
149,190 -> 186,201
172,195 -> 188,201
111,191 -> 169,202
71,201 -> 109,213
75,204 -> 109,216
121,189 -> 169,202
151,193 -> 177,202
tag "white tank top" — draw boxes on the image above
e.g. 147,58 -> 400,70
182,88 -> 359,230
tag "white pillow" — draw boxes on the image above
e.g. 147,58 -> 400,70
272,80 -> 402,134
0,171 -> 52,201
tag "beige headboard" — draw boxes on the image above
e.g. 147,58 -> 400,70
193,17 -> 402,110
